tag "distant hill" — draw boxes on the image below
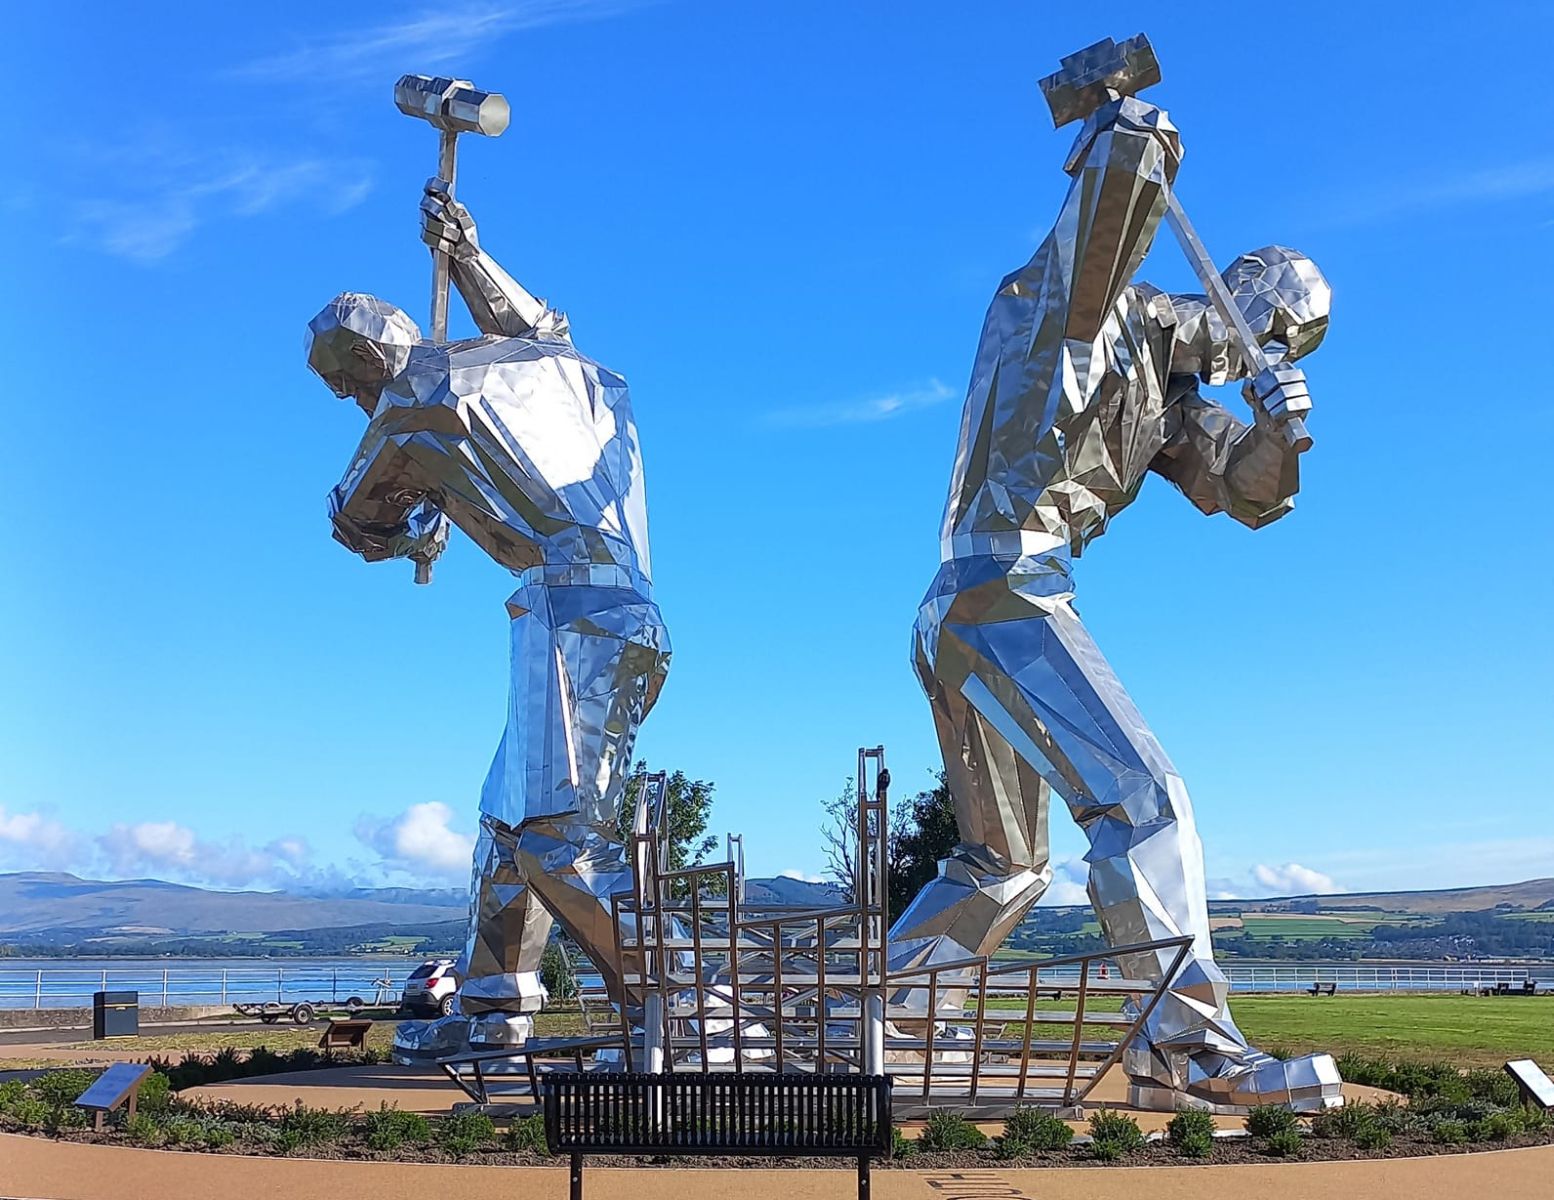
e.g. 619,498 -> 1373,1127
0,871 -> 841,943
1206,878 -> 1554,917
0,873 -> 465,937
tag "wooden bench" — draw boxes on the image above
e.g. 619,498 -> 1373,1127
1307,982 -> 1337,996
541,1072 -> 894,1200
318,1018 -> 373,1052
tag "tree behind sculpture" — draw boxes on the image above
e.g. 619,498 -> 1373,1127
616,764 -> 719,897
823,771 -> 956,921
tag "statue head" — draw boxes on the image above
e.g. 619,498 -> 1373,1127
306,293 -> 423,412
1222,246 -> 1331,362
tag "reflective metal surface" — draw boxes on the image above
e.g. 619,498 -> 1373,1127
890,34 -> 1340,1111
309,177 -> 668,1048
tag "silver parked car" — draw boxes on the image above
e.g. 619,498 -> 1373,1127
401,958 -> 459,1017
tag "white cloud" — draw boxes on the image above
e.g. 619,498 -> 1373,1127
229,1 -> 650,84
1037,856 -> 1089,906
1209,862 -> 1343,900
355,802 -> 475,880
0,805 -> 78,868
763,379 -> 956,429
779,868 -> 826,884
66,151 -> 374,263
94,820 -> 328,889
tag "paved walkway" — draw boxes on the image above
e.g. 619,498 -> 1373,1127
3,1133 -> 1553,1200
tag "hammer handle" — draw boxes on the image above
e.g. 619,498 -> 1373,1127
430,131 -> 458,342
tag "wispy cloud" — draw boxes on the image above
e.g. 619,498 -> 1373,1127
229,0 -> 649,84
1315,157 -> 1554,227
1209,862 -> 1344,901
764,379 -> 956,429
65,148 -> 375,263
354,802 -> 476,882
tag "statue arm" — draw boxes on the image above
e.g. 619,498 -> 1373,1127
1022,96 -> 1182,341
422,180 -> 571,340
328,417 -> 451,568
1151,385 -> 1300,529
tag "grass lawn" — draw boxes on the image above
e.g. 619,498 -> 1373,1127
13,995 -> 1544,1075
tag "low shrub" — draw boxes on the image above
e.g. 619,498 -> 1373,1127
1470,1111 -> 1521,1142
8,1098 -> 51,1129
1519,1104 -> 1552,1134
277,1101 -> 350,1147
1245,1105 -> 1299,1139
890,1125 -> 916,1158
436,1111 -> 496,1158
363,1105 -> 431,1152
30,1069 -> 100,1109
918,1111 -> 988,1151
1432,1118 -> 1469,1145
139,1072 -> 173,1113
1311,1103 -> 1376,1141
504,1112 -> 550,1155
1002,1108 -> 1073,1151
1351,1121 -> 1392,1151
0,1080 -> 26,1113
43,1104 -> 88,1134
124,1112 -> 164,1146
1262,1128 -> 1303,1157
1165,1108 -> 1216,1147
1087,1109 -> 1145,1153
1176,1129 -> 1213,1159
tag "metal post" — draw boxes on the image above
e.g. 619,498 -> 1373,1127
35,969 -> 42,1008
162,968 -> 169,1007
221,970 -> 227,1006
569,1151 -> 583,1200
332,968 -> 338,1004
277,968 -> 283,1003
644,992 -> 666,1074
430,131 -> 458,341
857,1155 -> 870,1200
863,993 -> 885,1076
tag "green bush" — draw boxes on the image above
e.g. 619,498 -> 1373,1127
139,1073 -> 172,1113
124,1112 -> 164,1146
30,1069 -> 100,1109
1165,1108 -> 1216,1147
1311,1103 -> 1376,1141
43,1104 -> 88,1134
1351,1121 -> 1392,1151
436,1111 -> 496,1157
540,939 -> 579,1002
1088,1137 -> 1127,1162
1002,1108 -> 1073,1151
204,1122 -> 235,1149
1368,1100 -> 1421,1136
1519,1104 -> 1551,1133
8,1097 -> 51,1129
277,1101 -> 350,1146
1432,1118 -> 1469,1145
890,1125 -> 916,1158
245,1047 -> 286,1077
504,1112 -> 550,1155
1262,1128 -> 1303,1157
1176,1129 -> 1213,1159
1470,1111 -> 1521,1142
364,1105 -> 431,1152
0,1080 -> 26,1113
1245,1105 -> 1299,1139
918,1111 -> 988,1151
1087,1109 -> 1145,1152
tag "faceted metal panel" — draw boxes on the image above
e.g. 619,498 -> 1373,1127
890,76 -> 1340,1109
310,183 -> 668,1046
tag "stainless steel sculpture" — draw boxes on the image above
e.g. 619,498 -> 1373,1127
888,34 -> 1341,1111
308,76 -> 668,1052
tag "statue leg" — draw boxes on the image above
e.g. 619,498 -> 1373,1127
896,574 -> 1339,1110
455,816 -> 554,1020
483,582 -> 669,1011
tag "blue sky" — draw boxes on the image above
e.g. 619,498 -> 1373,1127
3,1 -> 1551,903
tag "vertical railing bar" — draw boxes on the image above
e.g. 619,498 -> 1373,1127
1063,958 -> 1090,1106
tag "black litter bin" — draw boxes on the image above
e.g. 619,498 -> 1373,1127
93,990 -> 139,1039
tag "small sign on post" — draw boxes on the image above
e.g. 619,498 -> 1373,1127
75,1062 -> 154,1132
1506,1059 -> 1554,1110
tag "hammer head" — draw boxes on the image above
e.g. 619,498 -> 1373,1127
394,74 -> 510,137
1038,34 -> 1160,128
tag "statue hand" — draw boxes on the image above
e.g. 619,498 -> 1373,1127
422,178 -> 480,261
1244,362 -> 1312,433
